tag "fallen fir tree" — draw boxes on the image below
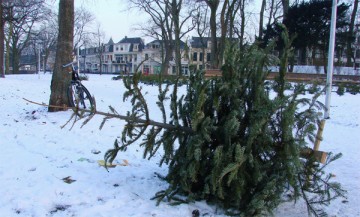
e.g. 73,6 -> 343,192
94,32 -> 345,216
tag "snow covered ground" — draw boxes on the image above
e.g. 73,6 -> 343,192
0,74 -> 359,217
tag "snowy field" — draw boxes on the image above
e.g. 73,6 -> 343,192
0,74 -> 359,217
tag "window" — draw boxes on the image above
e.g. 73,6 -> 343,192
154,66 -> 161,74
182,66 -> 189,75
193,52 -> 198,61
145,54 -> 149,60
199,52 -> 203,61
207,53 -> 211,62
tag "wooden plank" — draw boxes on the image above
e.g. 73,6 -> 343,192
300,148 -> 328,164
205,69 -> 222,77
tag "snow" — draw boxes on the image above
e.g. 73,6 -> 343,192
0,73 -> 359,217
269,65 -> 360,75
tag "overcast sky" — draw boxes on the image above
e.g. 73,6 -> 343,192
50,0 -> 148,43
48,0 -> 265,44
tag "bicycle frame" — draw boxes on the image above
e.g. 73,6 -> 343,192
63,62 -> 94,112
62,62 -> 80,82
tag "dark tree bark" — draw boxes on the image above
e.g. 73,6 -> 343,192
346,0 -> 359,67
206,0 -> 219,69
281,0 -> 289,22
172,0 -> 182,75
259,0 -> 266,39
0,0 -> 4,78
48,0 -> 74,112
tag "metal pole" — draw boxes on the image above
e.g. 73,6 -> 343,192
38,46 -> 41,79
324,0 -> 337,119
42,54 -> 45,74
77,46 -> 80,74
3,51 -> 5,76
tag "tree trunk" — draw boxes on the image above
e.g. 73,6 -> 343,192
48,0 -> 74,112
172,0 -> 182,75
11,46 -> 20,74
346,0 -> 359,67
281,0 -> 289,22
207,0 -> 219,69
259,0 -> 266,39
0,0 -> 4,78
5,21 -> 12,74
239,0 -> 246,51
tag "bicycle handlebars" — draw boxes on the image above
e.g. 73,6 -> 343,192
62,62 -> 74,68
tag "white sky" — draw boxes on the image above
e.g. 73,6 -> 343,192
48,0 -> 265,44
50,0 -> 148,43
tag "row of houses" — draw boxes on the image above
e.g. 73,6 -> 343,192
79,36 -> 213,75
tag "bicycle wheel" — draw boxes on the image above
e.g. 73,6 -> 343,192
67,82 -> 94,113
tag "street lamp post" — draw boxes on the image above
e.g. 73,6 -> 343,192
42,54 -> 46,74
37,46 -> 41,79
324,0 -> 337,119
77,46 -> 80,74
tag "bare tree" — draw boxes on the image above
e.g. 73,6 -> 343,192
259,0 -> 266,39
48,0 -> 74,112
93,23 -> 106,75
0,0 -> 15,78
266,0 -> 282,26
281,0 -> 289,22
346,0 -> 359,66
203,0 -> 220,69
218,0 -> 241,62
194,2 -> 210,68
170,0 -> 196,75
198,0 -> 242,68
2,0 -> 47,74
130,0 -> 173,75
130,0 -> 194,75
36,10 -> 58,72
74,6 -> 95,50
0,0 -> 4,78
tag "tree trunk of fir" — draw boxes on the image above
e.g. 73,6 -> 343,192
0,0 -> 4,78
48,0 -> 74,112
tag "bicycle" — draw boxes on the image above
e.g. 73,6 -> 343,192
63,62 -> 94,114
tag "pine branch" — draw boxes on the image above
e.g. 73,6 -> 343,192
23,98 -> 193,133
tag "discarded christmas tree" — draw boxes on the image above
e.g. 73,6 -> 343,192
104,32 -> 346,216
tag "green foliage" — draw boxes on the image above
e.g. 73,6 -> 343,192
345,83 -> 360,95
104,33 -> 345,216
336,84 -> 345,96
112,74 -> 188,86
261,0 -> 350,52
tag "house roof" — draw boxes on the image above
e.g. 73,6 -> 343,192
118,36 -> 145,51
190,37 -> 211,48
118,36 -> 143,44
146,39 -> 186,49
107,37 -> 114,45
